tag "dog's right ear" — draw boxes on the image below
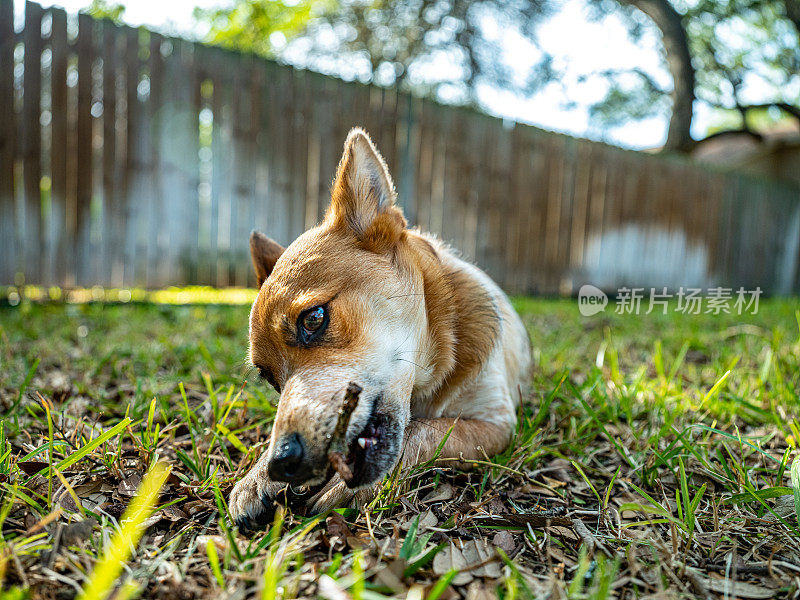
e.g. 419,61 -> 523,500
326,128 -> 407,252
250,231 -> 285,287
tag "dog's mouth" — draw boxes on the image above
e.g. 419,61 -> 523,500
341,400 -> 396,488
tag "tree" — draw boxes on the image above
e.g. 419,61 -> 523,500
588,0 -> 800,152
195,0 -> 800,153
195,0 -> 552,105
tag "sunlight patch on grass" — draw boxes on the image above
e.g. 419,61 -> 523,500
1,285 -> 258,305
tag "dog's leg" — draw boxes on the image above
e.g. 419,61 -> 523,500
401,418 -> 512,467
308,418 -> 511,513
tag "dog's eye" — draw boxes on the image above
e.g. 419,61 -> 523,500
297,305 -> 328,345
301,306 -> 325,333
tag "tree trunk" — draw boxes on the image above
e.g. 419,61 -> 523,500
623,0 -> 696,152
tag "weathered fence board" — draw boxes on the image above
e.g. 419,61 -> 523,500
2,0 -> 799,295
0,0 -> 16,285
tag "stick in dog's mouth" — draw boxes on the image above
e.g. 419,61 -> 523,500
327,382 -> 362,484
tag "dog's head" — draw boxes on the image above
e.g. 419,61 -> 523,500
248,128 -> 435,490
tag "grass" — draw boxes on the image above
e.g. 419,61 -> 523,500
0,289 -> 799,599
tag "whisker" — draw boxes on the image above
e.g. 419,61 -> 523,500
408,417 -> 471,445
394,357 -> 433,375
385,293 -> 426,300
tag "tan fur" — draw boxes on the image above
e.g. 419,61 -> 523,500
229,128 -> 531,527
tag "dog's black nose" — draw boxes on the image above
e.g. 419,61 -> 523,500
268,433 -> 309,483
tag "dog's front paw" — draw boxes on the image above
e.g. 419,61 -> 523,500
229,473 -> 285,532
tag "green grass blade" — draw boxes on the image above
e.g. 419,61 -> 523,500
56,418 -> 132,472
791,454 -> 800,524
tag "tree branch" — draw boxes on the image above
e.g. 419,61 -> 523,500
693,128 -> 764,147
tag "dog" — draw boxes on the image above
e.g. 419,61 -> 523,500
229,128 -> 530,530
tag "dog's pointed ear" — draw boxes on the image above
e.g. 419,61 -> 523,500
327,128 -> 406,250
250,231 -> 285,287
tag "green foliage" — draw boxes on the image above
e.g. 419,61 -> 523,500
83,0 -> 126,23
195,0 -> 326,58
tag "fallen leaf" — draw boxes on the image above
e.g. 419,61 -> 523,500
161,506 -> 188,522
461,538 -> 501,578
17,461 -> 50,475
401,509 -> 438,532
550,525 -> 579,542
346,535 -> 371,550
422,484 -> 454,504
326,512 -> 353,545
433,541 -> 473,586
491,531 -> 515,555
118,473 -> 142,497
70,479 -> 104,497
60,517 -> 96,545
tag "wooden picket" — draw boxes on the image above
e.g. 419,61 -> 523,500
2,0 -> 799,294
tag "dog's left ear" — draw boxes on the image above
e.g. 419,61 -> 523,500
250,231 -> 285,287
327,127 -> 407,251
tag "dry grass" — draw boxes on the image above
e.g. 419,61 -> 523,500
0,290 -> 799,599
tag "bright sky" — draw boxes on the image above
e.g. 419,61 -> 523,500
22,0 -> 708,150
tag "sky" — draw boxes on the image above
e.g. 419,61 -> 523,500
20,0 -> 707,150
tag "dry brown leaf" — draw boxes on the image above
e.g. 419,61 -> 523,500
550,525 -> 579,542
518,484 -> 560,497
17,461 -> 51,475
401,509 -> 438,531
461,538 -> 501,578
117,473 -> 142,497
433,541 -> 474,585
60,518 -> 96,545
491,531 -> 515,555
421,483 -> 454,504
346,535 -> 371,550
326,512 -> 354,545
161,506 -> 188,522
71,479 -> 104,497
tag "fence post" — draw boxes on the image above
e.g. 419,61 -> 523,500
0,0 -> 16,285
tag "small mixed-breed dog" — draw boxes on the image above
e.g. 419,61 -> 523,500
229,127 -> 530,530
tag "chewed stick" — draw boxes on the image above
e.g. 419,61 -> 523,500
327,382 -> 362,484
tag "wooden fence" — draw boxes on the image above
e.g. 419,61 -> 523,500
2,0 -> 799,295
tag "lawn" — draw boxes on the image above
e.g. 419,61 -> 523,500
0,289 -> 799,599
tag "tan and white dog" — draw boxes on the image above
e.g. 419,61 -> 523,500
229,128 -> 530,530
